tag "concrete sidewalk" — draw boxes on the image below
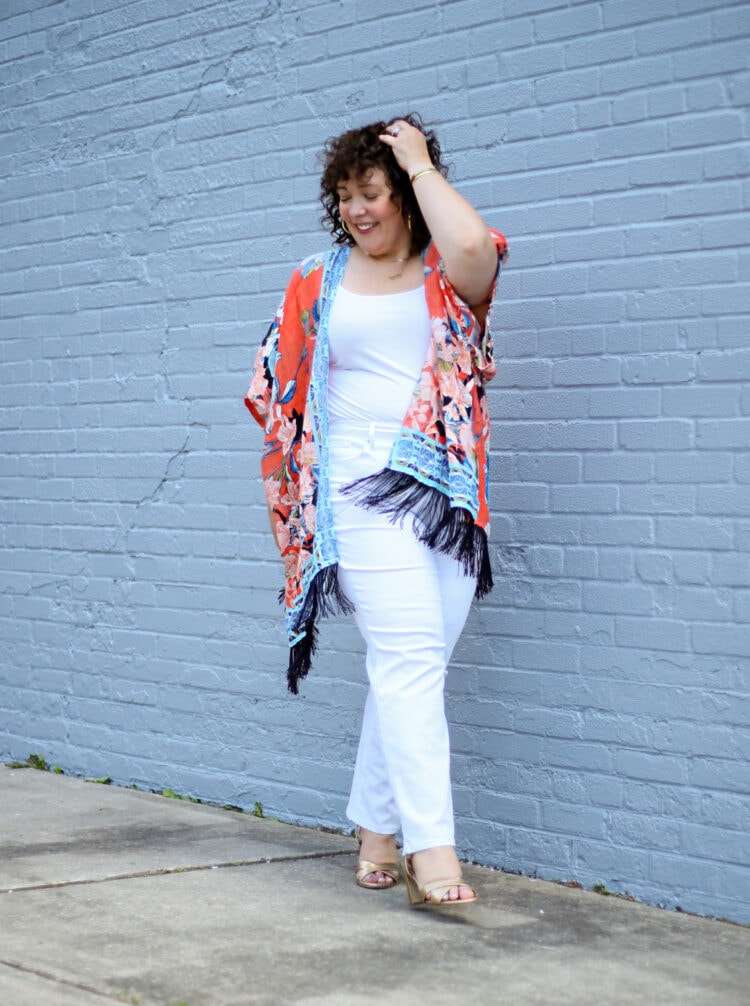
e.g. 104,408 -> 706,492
0,765 -> 747,1006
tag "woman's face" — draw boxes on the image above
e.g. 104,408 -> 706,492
337,168 -> 410,258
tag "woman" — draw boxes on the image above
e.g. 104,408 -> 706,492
246,114 -> 507,907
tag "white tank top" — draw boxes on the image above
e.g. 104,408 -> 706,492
327,285 -> 431,426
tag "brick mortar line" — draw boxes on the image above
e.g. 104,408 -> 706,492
0,848 -> 354,896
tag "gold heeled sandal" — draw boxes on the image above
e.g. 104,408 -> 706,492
403,854 -> 478,908
354,826 -> 400,890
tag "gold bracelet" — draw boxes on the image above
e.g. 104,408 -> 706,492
409,167 -> 439,186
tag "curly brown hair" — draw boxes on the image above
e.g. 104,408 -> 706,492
319,113 -> 447,257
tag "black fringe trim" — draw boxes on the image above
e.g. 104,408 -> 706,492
287,624 -> 317,696
285,563 -> 354,695
340,468 -> 494,599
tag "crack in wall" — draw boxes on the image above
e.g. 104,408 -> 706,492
134,432 -> 190,512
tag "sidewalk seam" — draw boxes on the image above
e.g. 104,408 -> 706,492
0,958 -> 122,1002
0,848 -> 354,895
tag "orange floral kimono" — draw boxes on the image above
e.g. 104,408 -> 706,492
246,231 -> 508,693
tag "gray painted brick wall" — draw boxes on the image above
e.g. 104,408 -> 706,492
1,0 -> 749,923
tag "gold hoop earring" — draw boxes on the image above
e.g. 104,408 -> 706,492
341,219 -> 352,236
406,214 -> 412,233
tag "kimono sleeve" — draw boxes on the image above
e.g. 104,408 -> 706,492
469,228 -> 508,337
479,227 -> 509,358
244,267 -> 302,429
244,308 -> 282,428
245,252 -> 326,434
428,228 -> 508,379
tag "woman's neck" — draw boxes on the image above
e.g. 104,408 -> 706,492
344,245 -> 424,296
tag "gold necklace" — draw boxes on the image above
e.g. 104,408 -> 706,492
364,251 -> 411,280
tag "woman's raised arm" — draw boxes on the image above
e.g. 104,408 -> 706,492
379,119 -> 499,307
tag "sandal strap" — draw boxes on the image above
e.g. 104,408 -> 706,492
356,860 -> 400,883
421,877 -> 474,902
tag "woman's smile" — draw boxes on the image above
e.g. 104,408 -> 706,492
337,168 -> 411,259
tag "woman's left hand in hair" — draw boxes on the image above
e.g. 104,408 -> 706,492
379,119 -> 433,178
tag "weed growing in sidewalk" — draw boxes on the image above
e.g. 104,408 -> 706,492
4,753 -> 64,773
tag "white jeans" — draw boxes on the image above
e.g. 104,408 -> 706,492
329,422 -> 476,855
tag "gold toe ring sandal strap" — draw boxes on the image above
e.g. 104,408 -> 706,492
421,877 -> 468,901
355,860 -> 400,887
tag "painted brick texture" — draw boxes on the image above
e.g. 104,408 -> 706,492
1,0 -> 749,923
